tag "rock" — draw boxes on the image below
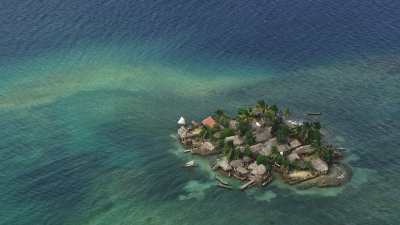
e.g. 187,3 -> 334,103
236,166 -> 249,175
311,158 -> 329,174
254,127 -> 271,143
289,139 -> 302,149
229,120 -> 238,130
287,152 -> 300,162
216,157 -> 232,171
293,145 -> 315,155
193,141 -> 216,155
230,159 -> 243,168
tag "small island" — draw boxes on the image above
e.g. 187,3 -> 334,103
177,101 -> 351,190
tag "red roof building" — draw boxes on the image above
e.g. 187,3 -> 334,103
201,116 -> 216,128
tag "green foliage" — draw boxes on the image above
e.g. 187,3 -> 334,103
269,104 -> 278,113
243,146 -> 252,157
268,146 -> 285,165
221,128 -> 235,138
283,107 -> 290,118
276,124 -> 290,144
244,131 -> 255,145
217,138 -> 225,149
256,155 -> 268,165
232,148 -> 241,160
296,122 -> 322,146
316,145 -> 335,164
200,126 -> 214,139
238,120 -> 251,135
223,142 -> 233,159
214,110 -> 230,128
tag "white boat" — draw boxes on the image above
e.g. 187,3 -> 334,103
184,160 -> 195,167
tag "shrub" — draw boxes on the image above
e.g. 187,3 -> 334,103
238,120 -> 250,135
256,155 -> 268,165
221,128 -> 235,138
276,124 -> 290,144
317,145 -> 335,164
243,146 -> 252,157
232,148 -> 241,160
244,131 -> 255,145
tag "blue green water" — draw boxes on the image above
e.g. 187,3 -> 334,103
1,1 -> 400,224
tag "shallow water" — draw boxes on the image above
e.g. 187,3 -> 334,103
0,0 -> 400,224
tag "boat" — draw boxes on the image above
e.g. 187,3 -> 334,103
184,160 -> 196,167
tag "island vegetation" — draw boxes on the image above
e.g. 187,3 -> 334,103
177,101 -> 351,190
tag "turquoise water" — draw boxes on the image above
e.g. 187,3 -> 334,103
1,1 -> 400,224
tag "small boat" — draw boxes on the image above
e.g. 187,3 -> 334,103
240,180 -> 255,191
184,160 -> 196,167
217,183 -> 233,190
183,149 -> 192,153
306,112 -> 321,116
215,176 -> 229,185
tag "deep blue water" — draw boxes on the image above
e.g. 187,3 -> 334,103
0,0 -> 399,224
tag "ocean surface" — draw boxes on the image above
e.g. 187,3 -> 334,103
0,0 -> 399,224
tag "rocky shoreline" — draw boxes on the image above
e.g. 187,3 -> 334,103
177,101 -> 351,190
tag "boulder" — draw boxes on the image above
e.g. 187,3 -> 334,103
254,127 -> 271,143
293,145 -> 315,155
230,159 -> 243,168
193,141 -> 216,155
289,139 -> 302,149
311,158 -> 329,174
